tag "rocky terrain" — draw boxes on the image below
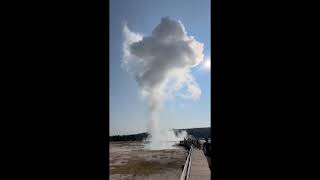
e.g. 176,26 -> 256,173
109,141 -> 188,180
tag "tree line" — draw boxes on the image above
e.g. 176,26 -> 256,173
109,133 -> 148,141
109,127 -> 212,142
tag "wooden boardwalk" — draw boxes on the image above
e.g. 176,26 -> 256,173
190,149 -> 211,180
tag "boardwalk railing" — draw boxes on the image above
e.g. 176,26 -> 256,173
180,145 -> 193,180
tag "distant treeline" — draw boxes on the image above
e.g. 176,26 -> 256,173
109,133 -> 148,141
174,127 -> 211,139
110,127 -> 211,142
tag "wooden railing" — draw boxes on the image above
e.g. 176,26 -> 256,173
180,145 -> 193,180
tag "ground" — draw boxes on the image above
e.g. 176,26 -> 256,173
109,141 -> 188,180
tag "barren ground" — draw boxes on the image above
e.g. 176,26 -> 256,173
109,141 -> 188,180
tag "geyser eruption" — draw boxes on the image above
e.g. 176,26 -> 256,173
122,17 -> 204,150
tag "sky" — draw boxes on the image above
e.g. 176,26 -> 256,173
110,0 -> 211,135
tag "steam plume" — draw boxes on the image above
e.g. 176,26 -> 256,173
122,17 -> 204,149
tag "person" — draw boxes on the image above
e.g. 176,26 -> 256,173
193,138 -> 196,147
195,138 -> 199,149
203,138 -> 211,170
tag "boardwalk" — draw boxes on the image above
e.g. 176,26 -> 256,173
190,149 -> 211,180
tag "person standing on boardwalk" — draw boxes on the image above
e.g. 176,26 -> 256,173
195,138 -> 200,149
203,138 -> 211,170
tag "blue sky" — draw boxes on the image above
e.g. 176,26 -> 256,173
110,0 -> 211,135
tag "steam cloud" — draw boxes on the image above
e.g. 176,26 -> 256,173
122,17 -> 204,149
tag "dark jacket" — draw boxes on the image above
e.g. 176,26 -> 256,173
203,142 -> 211,157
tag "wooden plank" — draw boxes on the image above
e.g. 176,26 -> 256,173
190,149 -> 211,180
